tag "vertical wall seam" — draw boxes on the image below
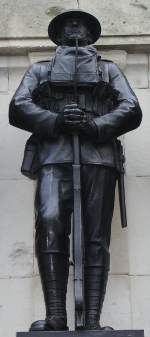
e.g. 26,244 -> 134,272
32,182 -> 36,276
129,275 -> 134,329
148,52 -> 150,88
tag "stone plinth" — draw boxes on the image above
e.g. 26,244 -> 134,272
17,330 -> 144,337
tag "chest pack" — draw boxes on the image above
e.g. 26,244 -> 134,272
50,45 -> 100,86
32,47 -> 119,116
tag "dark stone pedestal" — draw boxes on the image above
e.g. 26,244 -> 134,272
17,330 -> 144,337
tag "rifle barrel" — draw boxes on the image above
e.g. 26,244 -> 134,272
73,39 -> 85,329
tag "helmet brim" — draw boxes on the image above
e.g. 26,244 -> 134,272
48,9 -> 101,45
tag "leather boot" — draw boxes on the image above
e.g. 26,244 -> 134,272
84,266 -> 112,330
30,253 -> 69,331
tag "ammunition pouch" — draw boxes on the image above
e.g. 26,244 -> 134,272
113,139 -> 125,174
21,135 -> 39,179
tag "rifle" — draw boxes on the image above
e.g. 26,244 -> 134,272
72,38 -> 85,329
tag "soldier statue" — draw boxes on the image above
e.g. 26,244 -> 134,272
9,9 -> 142,332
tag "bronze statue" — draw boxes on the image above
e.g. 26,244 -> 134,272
9,9 -> 142,332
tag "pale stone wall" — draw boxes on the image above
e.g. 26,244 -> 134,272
0,51 -> 150,337
0,0 -> 150,38
0,0 -> 150,53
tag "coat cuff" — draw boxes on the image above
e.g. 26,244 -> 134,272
34,113 -> 58,139
93,117 -> 114,144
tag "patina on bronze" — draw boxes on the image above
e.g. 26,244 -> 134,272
9,9 -> 142,332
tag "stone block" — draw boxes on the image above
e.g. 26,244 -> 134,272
101,275 -> 131,329
110,188 -> 129,275
29,51 -> 54,64
79,0 -> 150,37
16,329 -> 144,337
9,67 -> 28,92
148,54 -> 150,87
0,278 -> 34,337
100,50 -> 127,70
1,0 -> 150,39
126,177 -> 150,275
0,179 -> 34,277
0,93 -> 11,114
7,56 -> 29,68
124,54 -> 148,88
0,110 -> 30,179
130,276 -> 150,337
0,56 -> 29,68
125,89 -> 150,176
0,0 -> 78,39
0,56 -> 8,68
0,68 -> 8,92
17,331 -> 144,337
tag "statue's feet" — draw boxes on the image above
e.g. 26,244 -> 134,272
46,316 -> 68,331
29,320 -> 46,331
101,326 -> 114,331
29,318 -> 68,331
85,323 -> 114,331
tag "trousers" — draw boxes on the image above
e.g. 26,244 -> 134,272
35,164 -> 117,268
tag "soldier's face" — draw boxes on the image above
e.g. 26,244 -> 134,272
60,17 -> 91,45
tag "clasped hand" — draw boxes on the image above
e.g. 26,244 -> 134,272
61,103 -> 87,134
56,103 -> 97,138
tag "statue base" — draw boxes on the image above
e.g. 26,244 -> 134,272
17,330 -> 144,337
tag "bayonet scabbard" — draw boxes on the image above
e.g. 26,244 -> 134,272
114,140 -> 127,229
118,141 -> 127,228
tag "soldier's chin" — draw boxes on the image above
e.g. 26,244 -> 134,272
66,34 -> 85,45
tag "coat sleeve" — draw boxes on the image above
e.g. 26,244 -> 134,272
9,63 -> 58,138
93,62 -> 142,143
